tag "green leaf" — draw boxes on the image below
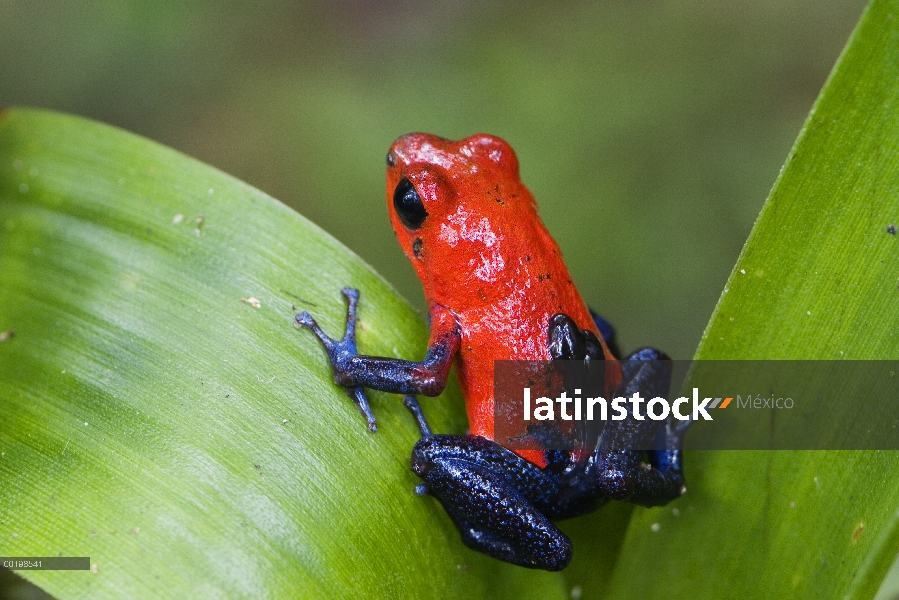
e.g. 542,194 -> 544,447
0,108 -> 575,599
598,1 -> 899,598
3,1 -> 897,597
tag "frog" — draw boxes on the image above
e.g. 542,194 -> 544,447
296,133 -> 689,571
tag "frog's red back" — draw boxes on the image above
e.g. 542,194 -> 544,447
387,134 -> 620,463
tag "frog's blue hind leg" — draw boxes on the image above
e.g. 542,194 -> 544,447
423,454 -> 570,571
591,348 -> 689,506
401,397 -> 572,570
409,433 -> 572,571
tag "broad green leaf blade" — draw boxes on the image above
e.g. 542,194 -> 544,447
601,1 -> 899,598
0,108 -> 572,599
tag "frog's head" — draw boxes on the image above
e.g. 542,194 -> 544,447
386,133 -> 553,307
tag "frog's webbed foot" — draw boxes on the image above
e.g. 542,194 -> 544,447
296,287 -> 378,432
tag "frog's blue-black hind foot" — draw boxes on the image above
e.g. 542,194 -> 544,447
644,415 -> 691,499
410,435 -> 573,571
591,347 -> 688,507
296,287 -> 377,432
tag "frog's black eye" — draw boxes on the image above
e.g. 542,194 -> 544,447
393,177 -> 428,230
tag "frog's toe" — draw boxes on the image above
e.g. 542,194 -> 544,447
295,312 -> 337,349
295,311 -> 314,327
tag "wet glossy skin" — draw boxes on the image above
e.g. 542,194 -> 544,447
296,134 -> 687,570
386,134 -> 620,462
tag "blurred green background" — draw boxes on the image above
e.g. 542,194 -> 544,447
0,1 -> 875,598
0,0 -> 866,358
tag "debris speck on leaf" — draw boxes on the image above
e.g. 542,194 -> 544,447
0,329 -> 15,342
240,297 -> 261,309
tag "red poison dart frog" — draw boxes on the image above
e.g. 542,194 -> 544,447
296,134 -> 689,571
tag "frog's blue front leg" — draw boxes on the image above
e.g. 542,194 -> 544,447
296,287 -> 460,432
591,348 -> 689,506
296,287 -> 378,431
